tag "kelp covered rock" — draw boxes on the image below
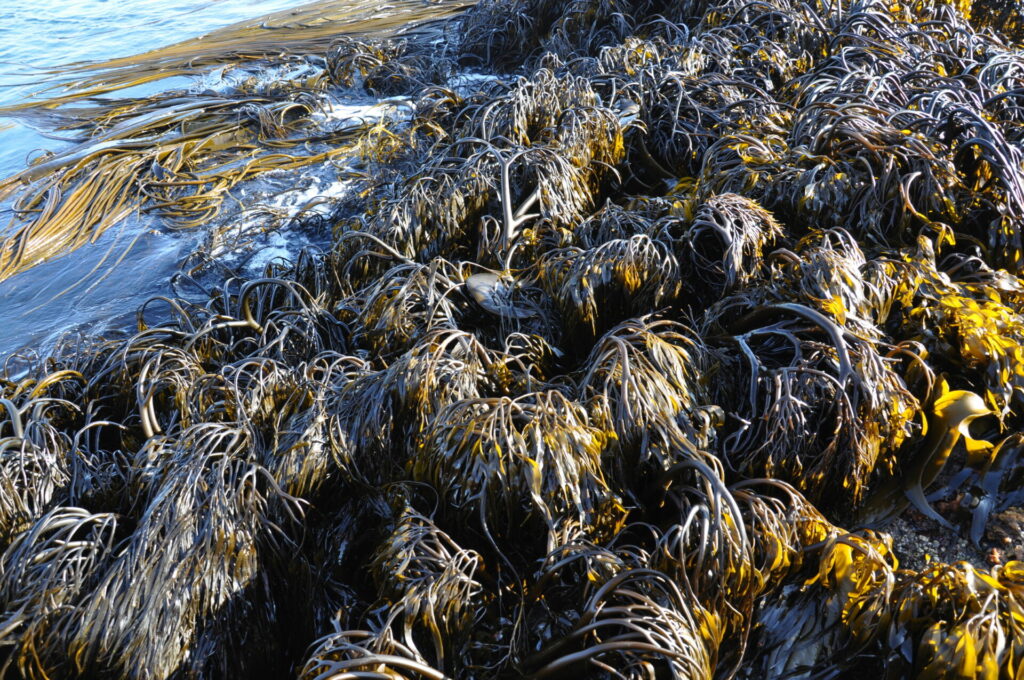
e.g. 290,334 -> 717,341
1,0 -> 1024,677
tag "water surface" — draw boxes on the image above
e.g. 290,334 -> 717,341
0,0 -> 343,355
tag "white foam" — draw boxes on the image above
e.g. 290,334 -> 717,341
447,71 -> 501,96
245,228 -> 318,273
190,59 -> 321,94
201,86 -> 415,269
263,174 -> 354,218
311,95 -> 414,131
208,170 -> 354,272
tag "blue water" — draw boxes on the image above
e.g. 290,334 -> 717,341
0,0 -> 315,179
0,0 -> 318,355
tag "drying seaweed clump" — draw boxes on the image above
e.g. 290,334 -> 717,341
3,0 -> 1024,677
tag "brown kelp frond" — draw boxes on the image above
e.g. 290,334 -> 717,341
218,358 -> 316,438
370,506 -> 484,670
447,137 -> 603,265
579,316 -> 711,455
352,259 -> 466,358
707,299 -> 919,509
0,436 -> 70,545
748,529 -> 898,677
857,375 -> 993,532
526,568 -> 721,679
0,508 -> 120,680
67,423 -> 303,678
4,0 -> 1024,674
635,69 -> 789,179
300,625 -> 449,680
326,330 -> 491,486
562,199 -> 659,250
326,37 -> 454,96
650,459 -> 752,609
958,434 -> 1024,546
667,192 -> 783,304
455,0 -> 564,70
0,375 -> 82,545
261,385 -> 332,500
539,235 -> 681,339
412,390 -> 625,554
759,228 -> 898,332
219,276 -> 347,362
793,531 -> 1024,678
491,332 -> 566,393
458,0 -> 721,69
730,480 -> 827,588
973,0 -> 1024,43
123,275 -> 344,370
129,345 -> 207,437
0,0 -> 473,284
459,66 -> 610,155
330,59 -> 626,289
892,238 -> 1024,418
881,561 -> 1024,678
780,101 -> 962,242
650,476 -> 835,673
696,131 -> 790,205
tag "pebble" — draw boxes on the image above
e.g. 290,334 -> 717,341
885,504 -> 1024,572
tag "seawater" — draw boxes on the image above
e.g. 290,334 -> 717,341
0,0 -> 311,178
0,0 -> 333,357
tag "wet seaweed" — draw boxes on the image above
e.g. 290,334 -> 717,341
0,0 -> 1023,677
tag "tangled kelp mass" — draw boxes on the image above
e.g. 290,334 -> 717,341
5,0 -> 1024,677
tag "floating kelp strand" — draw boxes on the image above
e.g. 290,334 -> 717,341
0,3 -> 464,284
0,96 -> 359,279
3,0 -> 475,110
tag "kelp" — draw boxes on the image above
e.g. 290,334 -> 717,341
6,0 -> 474,110
526,568 -> 722,679
0,0 -> 1024,677
0,0 -> 469,282
369,504 -> 484,671
706,295 -> 919,508
412,390 -> 625,554
0,508 -> 120,679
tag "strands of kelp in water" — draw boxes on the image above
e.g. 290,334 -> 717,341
0,0 -> 469,282
4,0 -> 474,108
2,0 -> 1024,678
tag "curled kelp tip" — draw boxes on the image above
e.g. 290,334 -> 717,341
525,568 -> 721,679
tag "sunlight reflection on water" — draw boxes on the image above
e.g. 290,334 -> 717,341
0,0 -> 316,355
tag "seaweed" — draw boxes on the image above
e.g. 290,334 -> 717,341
0,0 -> 1022,677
